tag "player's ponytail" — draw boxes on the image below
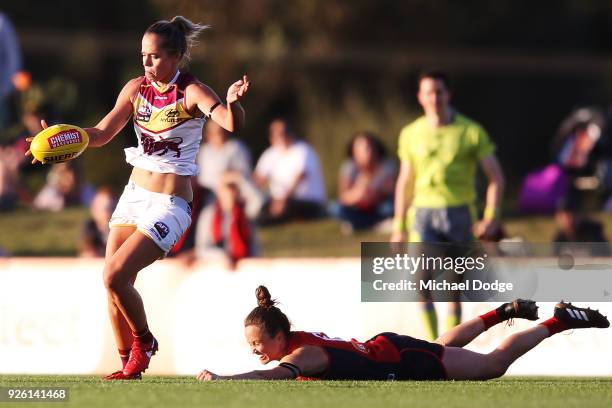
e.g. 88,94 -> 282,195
255,285 -> 275,308
145,16 -> 209,64
245,286 -> 291,339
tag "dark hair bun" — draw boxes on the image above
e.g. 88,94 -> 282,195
255,285 -> 275,308
170,16 -> 190,34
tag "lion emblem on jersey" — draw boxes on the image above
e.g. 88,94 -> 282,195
140,133 -> 183,158
136,105 -> 152,122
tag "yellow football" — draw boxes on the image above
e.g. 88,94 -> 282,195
30,124 -> 89,164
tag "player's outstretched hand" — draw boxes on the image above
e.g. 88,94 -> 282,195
24,119 -> 49,164
473,219 -> 503,242
196,369 -> 221,381
226,74 -> 250,103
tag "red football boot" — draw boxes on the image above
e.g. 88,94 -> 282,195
103,370 -> 142,380
122,336 -> 159,376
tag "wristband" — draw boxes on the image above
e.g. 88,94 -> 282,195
392,217 -> 406,232
279,362 -> 302,378
483,206 -> 500,221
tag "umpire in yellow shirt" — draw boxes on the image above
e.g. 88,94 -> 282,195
390,71 -> 505,340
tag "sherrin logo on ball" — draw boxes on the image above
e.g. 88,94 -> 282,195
30,124 -> 89,164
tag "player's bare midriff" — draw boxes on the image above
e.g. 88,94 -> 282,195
130,167 -> 193,202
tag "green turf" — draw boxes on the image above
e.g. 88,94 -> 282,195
0,376 -> 610,408
0,208 -> 89,256
1,207 -> 611,257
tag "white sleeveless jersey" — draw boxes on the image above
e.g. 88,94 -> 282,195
124,71 -> 206,175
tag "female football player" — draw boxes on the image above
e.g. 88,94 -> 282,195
27,16 -> 250,380
197,286 -> 608,381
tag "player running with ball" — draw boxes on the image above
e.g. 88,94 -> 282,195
27,16 -> 250,380
197,286 -> 608,381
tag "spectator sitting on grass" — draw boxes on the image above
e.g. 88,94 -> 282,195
330,131 -> 396,233
169,122 -> 256,261
197,120 -> 252,202
79,187 -> 115,257
33,161 -> 94,211
254,118 -> 326,225
195,172 -> 259,267
0,90 -> 57,211
553,197 -> 610,257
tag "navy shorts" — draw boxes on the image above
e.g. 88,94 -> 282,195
373,332 -> 447,380
411,205 -> 474,243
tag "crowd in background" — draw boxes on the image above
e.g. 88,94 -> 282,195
164,117 -> 398,267
2,10 -> 612,265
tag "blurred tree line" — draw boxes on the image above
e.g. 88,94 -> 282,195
4,0 -> 612,206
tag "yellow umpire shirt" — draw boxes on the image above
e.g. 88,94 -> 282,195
397,113 -> 495,209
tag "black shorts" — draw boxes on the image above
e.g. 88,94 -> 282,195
373,332 -> 447,380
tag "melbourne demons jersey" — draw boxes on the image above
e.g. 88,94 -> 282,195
286,331 -> 403,380
125,71 -> 205,175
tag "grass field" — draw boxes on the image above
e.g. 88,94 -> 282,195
2,207 -> 611,257
0,376 -> 611,408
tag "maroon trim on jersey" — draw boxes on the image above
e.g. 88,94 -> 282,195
138,86 -> 179,109
138,72 -> 198,109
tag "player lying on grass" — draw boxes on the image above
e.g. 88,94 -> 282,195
197,286 -> 609,381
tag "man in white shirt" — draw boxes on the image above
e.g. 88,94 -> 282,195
254,118 -> 326,224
